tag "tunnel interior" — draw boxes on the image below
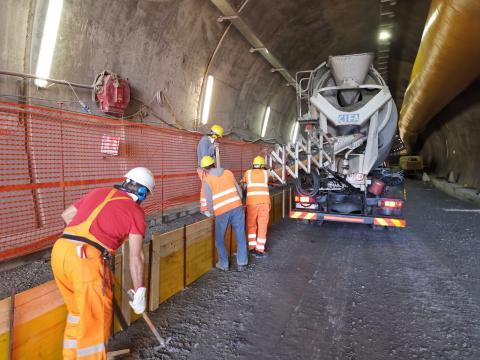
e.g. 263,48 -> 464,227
1,0 -> 480,358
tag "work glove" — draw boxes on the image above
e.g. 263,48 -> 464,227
202,210 -> 212,218
128,287 -> 147,314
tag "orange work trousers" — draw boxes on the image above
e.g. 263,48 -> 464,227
51,238 -> 113,360
246,203 -> 270,252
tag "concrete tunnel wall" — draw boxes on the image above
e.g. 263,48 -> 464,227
0,0 -> 297,143
2,0 -> 480,191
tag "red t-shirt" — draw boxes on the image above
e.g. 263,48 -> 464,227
68,187 -> 146,251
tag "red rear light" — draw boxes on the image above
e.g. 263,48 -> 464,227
295,195 -> 314,204
378,199 -> 403,208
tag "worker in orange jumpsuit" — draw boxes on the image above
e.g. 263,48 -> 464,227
51,167 -> 155,360
241,156 -> 271,258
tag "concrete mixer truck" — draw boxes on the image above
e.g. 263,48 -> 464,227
269,53 -> 406,228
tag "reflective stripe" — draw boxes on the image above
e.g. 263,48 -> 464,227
247,183 -> 268,188
63,339 -> 77,349
200,197 -> 206,201
248,241 -> 257,245
212,187 -> 237,200
263,170 -> 268,184
256,245 -> 265,250
257,238 -> 266,244
67,314 -> 80,324
248,234 -> 256,239
77,343 -> 105,357
247,170 -> 252,185
213,196 -> 241,211
247,191 -> 270,197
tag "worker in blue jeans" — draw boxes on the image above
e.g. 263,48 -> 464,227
215,206 -> 248,271
199,156 -> 248,271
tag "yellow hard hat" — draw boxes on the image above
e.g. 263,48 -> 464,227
253,156 -> 266,166
201,155 -> 215,168
210,124 -> 224,138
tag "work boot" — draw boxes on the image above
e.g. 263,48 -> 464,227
215,262 -> 229,271
255,251 -> 269,259
237,264 -> 247,272
249,249 -> 257,256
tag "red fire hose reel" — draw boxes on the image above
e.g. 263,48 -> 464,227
93,71 -> 130,116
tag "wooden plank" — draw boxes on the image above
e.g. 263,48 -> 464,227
148,235 -> 161,311
12,305 -> 66,360
151,228 -> 185,304
185,218 -> 213,285
113,254 -> 123,334
273,193 -> 283,224
269,195 -> 275,226
107,349 -> 130,359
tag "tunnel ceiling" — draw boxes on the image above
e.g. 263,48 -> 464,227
1,0 -> 431,142
230,0 -> 431,107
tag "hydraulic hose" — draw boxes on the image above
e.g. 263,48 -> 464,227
295,171 -> 320,197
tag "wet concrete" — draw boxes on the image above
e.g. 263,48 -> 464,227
110,180 -> 480,359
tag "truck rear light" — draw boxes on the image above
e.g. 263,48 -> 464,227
295,195 -> 314,204
378,199 -> 403,208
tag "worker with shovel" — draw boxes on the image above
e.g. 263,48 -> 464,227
199,155 -> 248,271
51,167 -> 154,360
197,124 -> 224,178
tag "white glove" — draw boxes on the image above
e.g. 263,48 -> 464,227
128,287 -> 147,314
203,210 -> 212,217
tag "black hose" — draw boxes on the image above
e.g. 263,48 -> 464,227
295,171 -> 320,197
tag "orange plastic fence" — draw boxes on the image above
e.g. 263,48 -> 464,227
0,101 -> 268,261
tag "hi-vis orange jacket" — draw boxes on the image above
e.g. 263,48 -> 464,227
200,168 -> 243,216
242,169 -> 270,206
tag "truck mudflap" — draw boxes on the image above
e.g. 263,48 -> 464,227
290,211 -> 406,227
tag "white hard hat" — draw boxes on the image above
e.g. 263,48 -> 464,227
125,167 -> 155,193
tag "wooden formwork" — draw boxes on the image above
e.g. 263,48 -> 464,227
148,228 -> 184,311
185,218 -> 214,285
0,281 -> 66,359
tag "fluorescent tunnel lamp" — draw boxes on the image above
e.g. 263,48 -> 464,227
201,75 -> 214,125
261,106 -> 270,138
378,30 -> 391,42
35,0 -> 64,87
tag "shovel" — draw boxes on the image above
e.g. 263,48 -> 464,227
127,290 -> 171,350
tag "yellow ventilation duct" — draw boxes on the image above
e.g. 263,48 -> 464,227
399,0 -> 480,151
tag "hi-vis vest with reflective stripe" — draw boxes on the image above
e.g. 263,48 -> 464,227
201,170 -> 242,216
245,169 -> 270,206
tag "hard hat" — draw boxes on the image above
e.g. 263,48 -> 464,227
210,124 -> 224,138
201,155 -> 215,168
125,167 -> 155,193
253,156 -> 266,166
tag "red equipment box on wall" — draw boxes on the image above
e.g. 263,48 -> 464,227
93,72 -> 130,115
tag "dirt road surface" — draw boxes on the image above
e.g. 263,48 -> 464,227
110,180 -> 480,359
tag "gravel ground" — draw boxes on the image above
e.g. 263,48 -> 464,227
108,180 -> 480,359
0,213 -> 206,299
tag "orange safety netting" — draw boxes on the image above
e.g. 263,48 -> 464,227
0,100 -> 268,261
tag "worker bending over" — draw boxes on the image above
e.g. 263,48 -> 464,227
51,167 -> 155,360
241,156 -> 271,258
197,124 -> 223,168
199,155 -> 248,271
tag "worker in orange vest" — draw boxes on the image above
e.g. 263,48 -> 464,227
241,156 -> 271,258
51,167 -> 155,360
199,155 -> 248,271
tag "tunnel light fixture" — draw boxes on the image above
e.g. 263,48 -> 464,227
261,106 -> 271,138
35,0 -> 64,87
291,121 -> 299,143
378,30 -> 391,42
201,75 -> 214,125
